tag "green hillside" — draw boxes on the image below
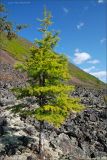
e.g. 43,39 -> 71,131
0,33 -> 105,88
68,63 -> 104,87
0,33 -> 32,61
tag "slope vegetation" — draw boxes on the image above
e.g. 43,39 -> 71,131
0,33 -> 32,61
0,33 -> 105,88
68,63 -> 104,87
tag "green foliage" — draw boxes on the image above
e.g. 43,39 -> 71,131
16,24 -> 28,31
0,4 -> 15,39
13,7 -> 84,127
0,5 -> 105,88
0,4 -> 27,40
8,104 -> 25,114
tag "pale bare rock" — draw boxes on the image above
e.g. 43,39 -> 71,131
0,50 -> 16,65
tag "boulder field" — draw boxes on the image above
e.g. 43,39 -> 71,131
0,62 -> 107,160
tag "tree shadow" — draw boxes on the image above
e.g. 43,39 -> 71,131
0,111 -> 39,158
0,130 -> 39,156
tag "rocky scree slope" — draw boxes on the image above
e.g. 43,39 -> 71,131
0,87 -> 107,160
0,61 -> 28,106
0,61 -> 107,160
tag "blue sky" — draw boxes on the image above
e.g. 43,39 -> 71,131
1,0 -> 107,82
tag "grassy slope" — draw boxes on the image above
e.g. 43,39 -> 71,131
0,33 -> 32,61
68,63 -> 104,87
0,33 -> 105,88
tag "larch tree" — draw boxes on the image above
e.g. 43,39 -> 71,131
13,7 -> 84,159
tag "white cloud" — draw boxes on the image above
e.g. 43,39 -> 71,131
90,71 -> 107,82
63,7 -> 69,13
83,66 -> 95,72
76,22 -> 84,30
100,38 -> 106,44
88,59 -> 100,64
75,48 -> 80,52
98,0 -> 104,3
73,52 -> 91,64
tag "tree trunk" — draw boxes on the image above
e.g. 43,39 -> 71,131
39,121 -> 45,160
38,73 -> 46,159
